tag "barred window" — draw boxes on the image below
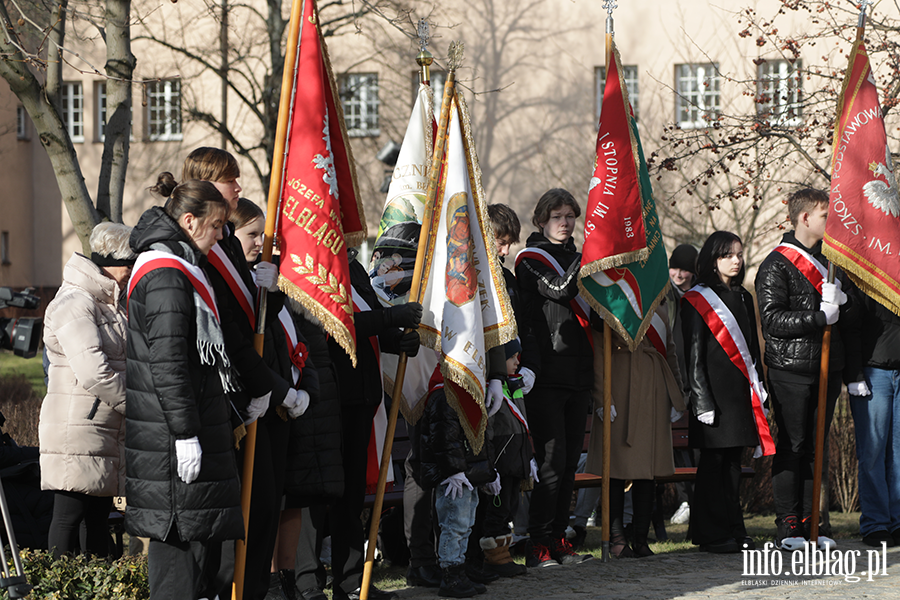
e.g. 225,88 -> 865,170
146,79 -> 182,141
61,82 -> 84,143
757,60 -> 802,126
675,63 -> 720,128
340,73 -> 380,137
595,65 -> 639,124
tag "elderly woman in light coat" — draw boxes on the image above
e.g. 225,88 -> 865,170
585,302 -> 685,558
40,222 -> 135,557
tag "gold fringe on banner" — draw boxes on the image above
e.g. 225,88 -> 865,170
279,274 -> 358,367
443,355 -> 489,455
577,278 -> 671,353
823,233 -> 900,317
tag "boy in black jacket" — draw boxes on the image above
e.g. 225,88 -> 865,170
755,187 -> 865,550
414,364 -> 498,598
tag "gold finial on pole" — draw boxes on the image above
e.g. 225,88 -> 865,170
448,40 -> 464,72
416,19 -> 433,84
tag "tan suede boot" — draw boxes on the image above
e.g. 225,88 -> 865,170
481,535 -> 527,577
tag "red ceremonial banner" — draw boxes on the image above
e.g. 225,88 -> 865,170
824,39 -> 900,315
582,40 -> 648,274
277,0 -> 367,363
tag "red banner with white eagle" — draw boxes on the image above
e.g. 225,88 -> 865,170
276,0 -> 367,364
823,39 -> 900,316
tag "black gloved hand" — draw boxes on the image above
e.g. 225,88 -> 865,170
385,302 -> 423,329
399,331 -> 421,356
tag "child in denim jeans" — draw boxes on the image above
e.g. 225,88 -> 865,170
414,364 -> 497,598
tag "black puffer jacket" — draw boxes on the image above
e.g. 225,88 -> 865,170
861,293 -> 900,370
283,305 -> 344,503
515,232 -> 592,391
501,265 -> 540,378
755,232 -> 862,381
413,386 -> 496,490
125,206 -> 243,542
682,282 -> 763,449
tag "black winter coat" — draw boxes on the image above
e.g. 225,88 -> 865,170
414,387 -> 496,490
125,206 -> 243,542
755,232 -> 862,382
204,226 -> 289,412
329,252 -> 404,407
682,282 -> 763,449
861,293 -> 900,371
515,233 -> 592,391
501,265 -> 540,378
283,307 -> 344,502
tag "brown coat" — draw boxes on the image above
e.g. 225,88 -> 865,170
585,304 -> 685,480
39,253 -> 127,497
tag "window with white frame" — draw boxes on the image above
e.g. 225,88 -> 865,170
339,73 -> 380,137
16,106 -> 28,140
675,63 -> 720,128
61,82 -> 84,142
411,70 -> 447,119
757,60 -> 802,126
146,79 -> 182,141
96,81 -> 107,141
595,65 -> 639,124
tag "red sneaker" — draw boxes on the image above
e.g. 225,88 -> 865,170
550,537 -> 592,565
525,540 -> 558,568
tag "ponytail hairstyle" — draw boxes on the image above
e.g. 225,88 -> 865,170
231,198 -> 265,231
182,147 -> 240,183
696,230 -> 745,288
151,172 -> 229,225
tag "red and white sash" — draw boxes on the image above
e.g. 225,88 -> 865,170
503,389 -> 530,435
128,251 -> 219,320
645,312 -> 667,358
683,285 -> 775,456
208,243 -> 256,327
353,288 -> 394,491
515,247 -> 593,349
772,243 -> 827,295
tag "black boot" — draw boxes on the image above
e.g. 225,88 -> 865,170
440,564 -> 478,598
610,479 -> 635,558
631,479 -> 655,558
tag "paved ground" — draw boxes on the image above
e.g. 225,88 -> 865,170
391,541 -> 900,600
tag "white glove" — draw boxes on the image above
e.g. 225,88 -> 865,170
753,445 -> 763,459
821,281 -> 847,306
519,367 -> 536,395
670,407 -> 684,423
483,473 -> 501,496
175,437 -> 202,484
282,388 -> 311,418
244,392 -> 271,425
820,302 -> 840,325
255,261 -> 279,292
596,405 -> 617,423
486,379 -> 504,417
441,472 -> 473,500
530,458 -> 540,483
848,381 -> 871,397
697,410 -> 715,425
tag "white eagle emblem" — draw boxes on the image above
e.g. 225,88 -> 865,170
863,145 -> 900,218
589,177 -> 602,193
312,109 -> 339,200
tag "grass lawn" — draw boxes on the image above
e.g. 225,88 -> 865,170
0,350 -> 46,397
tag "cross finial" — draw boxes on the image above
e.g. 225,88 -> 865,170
417,19 -> 430,53
602,0 -> 618,17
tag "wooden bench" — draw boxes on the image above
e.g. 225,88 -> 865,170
572,414 -> 755,489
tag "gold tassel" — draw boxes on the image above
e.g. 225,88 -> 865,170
233,423 -> 247,449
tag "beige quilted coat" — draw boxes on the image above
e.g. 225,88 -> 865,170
39,253 -> 127,496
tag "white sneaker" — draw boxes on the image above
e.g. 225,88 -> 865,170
670,502 -> 690,525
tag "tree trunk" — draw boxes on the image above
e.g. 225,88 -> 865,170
45,0 -> 67,112
0,3 -> 98,252
96,0 -> 134,223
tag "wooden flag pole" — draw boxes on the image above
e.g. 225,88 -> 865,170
600,1 -> 615,564
811,3 -> 868,547
359,43 -> 460,600
232,1 -> 305,598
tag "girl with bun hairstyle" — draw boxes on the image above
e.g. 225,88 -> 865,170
126,176 -> 243,599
